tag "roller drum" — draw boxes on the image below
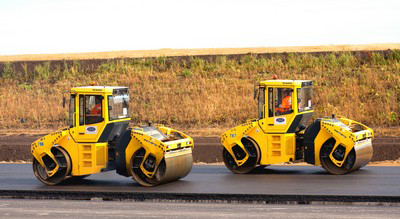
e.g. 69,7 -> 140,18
223,138 -> 260,174
349,139 -> 373,172
130,147 -> 193,186
157,149 -> 193,183
320,138 -> 373,175
32,146 -> 71,185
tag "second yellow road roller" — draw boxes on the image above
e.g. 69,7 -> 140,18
221,79 -> 374,175
31,86 -> 194,186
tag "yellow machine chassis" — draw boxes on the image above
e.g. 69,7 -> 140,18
221,80 -> 374,175
31,86 -> 194,186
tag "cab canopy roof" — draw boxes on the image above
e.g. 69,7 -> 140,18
71,86 -> 128,94
260,80 -> 313,87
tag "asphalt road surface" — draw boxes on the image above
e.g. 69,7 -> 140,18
1,164 -> 400,198
1,199 -> 400,219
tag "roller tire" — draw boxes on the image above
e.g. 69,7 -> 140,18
223,138 -> 260,174
32,147 -> 71,185
320,140 -> 356,175
129,148 -> 161,187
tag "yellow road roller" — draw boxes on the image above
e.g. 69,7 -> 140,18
221,79 -> 374,174
31,86 -> 194,186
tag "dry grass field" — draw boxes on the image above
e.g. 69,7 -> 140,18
0,44 -> 399,136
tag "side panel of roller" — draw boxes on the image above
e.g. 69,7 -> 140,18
312,130 -> 333,166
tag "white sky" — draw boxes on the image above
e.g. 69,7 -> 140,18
0,0 -> 399,55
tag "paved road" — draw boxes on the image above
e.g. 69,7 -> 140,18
1,199 -> 400,219
1,164 -> 400,201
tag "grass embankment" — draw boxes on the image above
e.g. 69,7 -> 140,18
0,51 -> 399,136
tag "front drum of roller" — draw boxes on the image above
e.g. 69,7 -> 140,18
156,149 -> 193,183
320,139 -> 373,175
130,147 -> 193,186
349,139 -> 373,172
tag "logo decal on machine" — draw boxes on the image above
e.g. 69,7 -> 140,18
86,126 -> 98,134
274,117 -> 286,125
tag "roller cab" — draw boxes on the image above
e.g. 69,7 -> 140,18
221,79 -> 374,174
31,86 -> 194,186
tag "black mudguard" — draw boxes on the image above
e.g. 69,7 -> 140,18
303,119 -> 321,165
115,129 -> 132,177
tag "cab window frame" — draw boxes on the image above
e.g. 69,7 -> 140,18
69,94 -> 76,128
108,93 -> 130,121
78,94 -> 104,126
268,87 -> 294,117
257,86 -> 266,119
268,87 -> 274,117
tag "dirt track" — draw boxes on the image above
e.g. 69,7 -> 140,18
0,134 -> 399,163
